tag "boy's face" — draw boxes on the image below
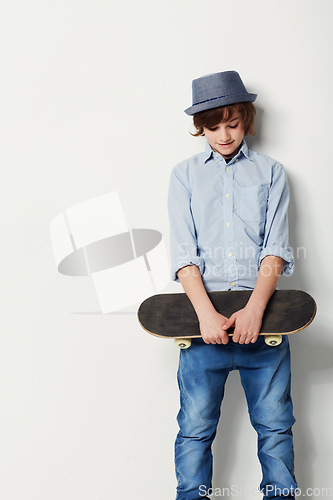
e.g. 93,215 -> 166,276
203,112 -> 245,159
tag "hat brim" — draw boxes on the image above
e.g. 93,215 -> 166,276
184,93 -> 257,116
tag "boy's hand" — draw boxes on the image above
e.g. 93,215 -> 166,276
222,305 -> 263,344
199,310 -> 230,345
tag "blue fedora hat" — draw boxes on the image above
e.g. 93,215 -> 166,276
184,70 -> 257,116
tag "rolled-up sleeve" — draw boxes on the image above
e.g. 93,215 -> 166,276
168,164 -> 205,281
259,163 -> 294,275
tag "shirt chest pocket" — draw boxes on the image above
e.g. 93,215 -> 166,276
239,185 -> 269,222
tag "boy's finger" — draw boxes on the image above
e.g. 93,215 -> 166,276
232,326 -> 240,343
220,330 -> 229,344
222,314 -> 235,330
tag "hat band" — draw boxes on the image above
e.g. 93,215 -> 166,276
193,91 -> 249,106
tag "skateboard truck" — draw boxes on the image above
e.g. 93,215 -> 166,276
174,339 -> 193,349
174,334 -> 283,349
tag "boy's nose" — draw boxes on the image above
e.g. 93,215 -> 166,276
219,129 -> 231,142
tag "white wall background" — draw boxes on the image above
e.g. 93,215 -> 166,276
0,1 -> 332,499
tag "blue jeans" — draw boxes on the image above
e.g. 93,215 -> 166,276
175,336 -> 297,500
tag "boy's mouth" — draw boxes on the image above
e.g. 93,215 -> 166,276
218,141 -> 233,148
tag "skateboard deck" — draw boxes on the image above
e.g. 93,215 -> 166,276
138,289 -> 316,348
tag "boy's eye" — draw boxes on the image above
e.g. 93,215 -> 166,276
207,122 -> 239,131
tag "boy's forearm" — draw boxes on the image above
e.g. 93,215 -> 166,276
177,265 -> 215,319
178,257 -> 284,315
177,258 -> 284,344
246,256 -> 284,313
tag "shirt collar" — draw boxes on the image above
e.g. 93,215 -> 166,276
203,139 -> 253,163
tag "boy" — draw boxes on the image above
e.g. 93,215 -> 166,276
168,71 -> 297,500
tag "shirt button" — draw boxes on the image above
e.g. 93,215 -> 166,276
226,222 -> 231,227
236,159 -> 239,162
226,193 -> 230,198
226,166 -> 230,171
228,251 -> 233,257
231,282 -> 236,287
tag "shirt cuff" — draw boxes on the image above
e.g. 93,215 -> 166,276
171,257 -> 205,282
259,246 -> 294,276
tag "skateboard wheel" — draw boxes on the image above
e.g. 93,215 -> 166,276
174,339 -> 192,349
265,335 -> 282,347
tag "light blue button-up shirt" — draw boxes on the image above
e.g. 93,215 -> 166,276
168,140 -> 294,291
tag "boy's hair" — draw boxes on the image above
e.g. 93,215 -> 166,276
191,102 -> 256,137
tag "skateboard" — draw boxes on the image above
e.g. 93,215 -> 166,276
138,289 -> 316,348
